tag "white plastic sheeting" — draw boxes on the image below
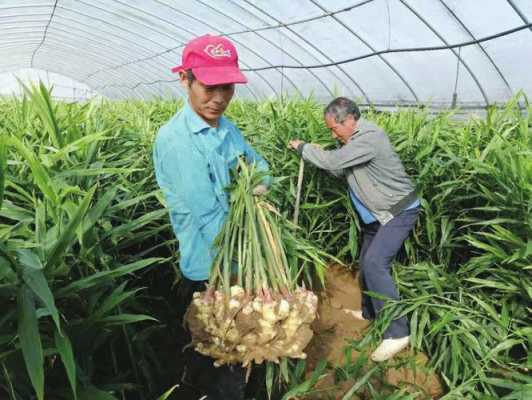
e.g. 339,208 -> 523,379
0,68 -> 97,101
0,0 -> 530,107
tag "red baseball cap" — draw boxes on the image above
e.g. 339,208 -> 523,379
171,34 -> 247,85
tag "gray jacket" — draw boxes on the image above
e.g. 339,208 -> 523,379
299,118 -> 417,225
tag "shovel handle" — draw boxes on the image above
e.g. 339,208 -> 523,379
292,158 -> 305,225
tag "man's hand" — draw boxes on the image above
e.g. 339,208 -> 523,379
252,184 -> 268,196
288,139 -> 304,151
289,140 -> 324,151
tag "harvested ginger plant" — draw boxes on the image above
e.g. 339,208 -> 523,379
185,161 -> 327,367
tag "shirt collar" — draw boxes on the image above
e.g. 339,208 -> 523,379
184,101 -> 211,134
183,100 -> 231,142
354,117 -> 365,134
348,117 -> 365,141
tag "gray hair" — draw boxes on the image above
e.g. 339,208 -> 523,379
324,97 -> 361,123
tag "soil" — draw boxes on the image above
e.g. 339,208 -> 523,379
304,264 -> 445,399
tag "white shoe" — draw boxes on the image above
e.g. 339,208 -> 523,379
370,336 -> 410,362
342,309 -> 366,321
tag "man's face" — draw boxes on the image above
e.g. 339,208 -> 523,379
180,72 -> 235,126
325,114 -> 357,144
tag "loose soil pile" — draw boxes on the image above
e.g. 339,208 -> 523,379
304,264 -> 444,399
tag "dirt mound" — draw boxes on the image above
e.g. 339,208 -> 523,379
304,264 -> 444,399
306,264 -> 368,369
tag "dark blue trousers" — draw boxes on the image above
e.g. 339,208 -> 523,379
359,207 -> 419,339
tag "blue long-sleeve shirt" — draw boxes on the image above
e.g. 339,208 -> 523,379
349,187 -> 420,224
153,102 -> 270,280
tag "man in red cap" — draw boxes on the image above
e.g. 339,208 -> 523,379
153,34 -> 270,399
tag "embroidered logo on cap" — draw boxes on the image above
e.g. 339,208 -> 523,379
204,43 -> 232,58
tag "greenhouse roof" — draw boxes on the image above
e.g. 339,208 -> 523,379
1,0 -> 531,107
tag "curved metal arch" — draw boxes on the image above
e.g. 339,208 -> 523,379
35,37 -> 139,75
102,74 -> 183,99
95,74 -> 244,100
0,61 -> 120,98
50,15 -> 178,80
49,4 -> 199,97
51,17 -> 173,63
193,0 -> 331,98
309,0 -> 419,102
85,0 -> 285,99
77,0 -> 378,85
74,0 -> 182,42
112,0 -> 285,98
77,9 -> 270,99
90,64 -> 262,102
31,0 -> 57,67
0,47 -> 152,99
48,64 -> 163,100
91,72 -> 259,101
438,0 -> 512,96
31,38 -> 166,98
225,0 -> 377,35
19,10 -> 179,100
239,23 -> 532,71
241,0 -> 371,103
83,44 -> 184,79
91,67 -> 261,103
92,72 -> 261,103
231,82 -> 262,102
225,0 -> 354,100
38,25 -> 174,86
507,0 -> 531,31
90,80 -> 189,102
399,0 -> 489,105
55,2 -> 178,64
52,15 -> 176,65
0,29 -> 151,71
47,25 -> 159,65
0,2 -> 376,41
164,0 -> 306,98
68,2 -> 263,101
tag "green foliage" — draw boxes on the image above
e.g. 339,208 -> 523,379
0,86 -> 530,399
0,86 -> 170,399
226,96 -> 530,398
